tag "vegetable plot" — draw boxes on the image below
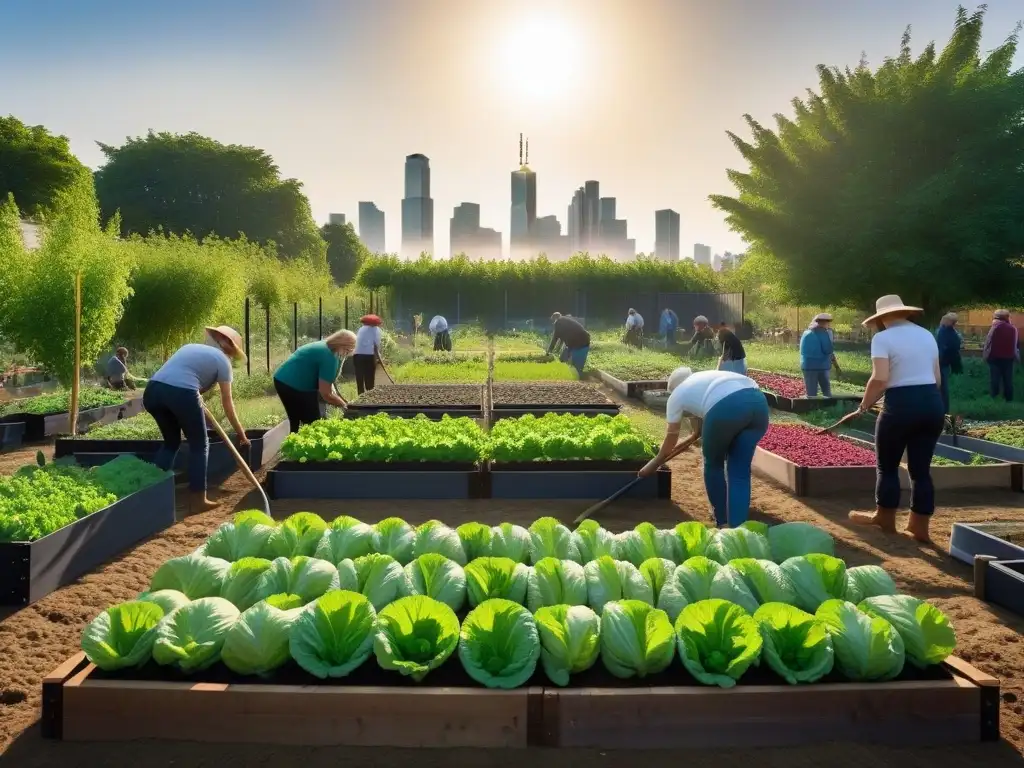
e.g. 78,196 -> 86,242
0,387 -> 125,417
758,423 -> 877,467
486,413 -> 655,462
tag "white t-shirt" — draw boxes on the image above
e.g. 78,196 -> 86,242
429,315 -> 448,334
870,320 -> 939,388
354,325 -> 381,355
626,313 -> 644,329
666,370 -> 758,423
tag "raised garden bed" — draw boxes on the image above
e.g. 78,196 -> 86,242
595,369 -> 666,399
974,556 -> 1024,618
0,419 -> 25,451
752,424 -> 877,497
0,397 -> 143,443
949,522 -> 1024,566
345,384 -> 484,420
267,460 -> 485,500
491,382 -> 619,419
0,475 -> 175,606
748,370 -> 861,414
943,426 -> 1024,464
41,651 -> 997,747
485,459 -> 670,499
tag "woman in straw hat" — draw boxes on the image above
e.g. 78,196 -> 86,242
848,295 -> 945,543
144,326 -> 249,515
273,329 -> 355,432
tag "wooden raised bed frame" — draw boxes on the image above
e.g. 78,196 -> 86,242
41,653 -> 998,748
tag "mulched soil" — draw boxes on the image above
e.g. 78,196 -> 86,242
491,382 -> 613,406
351,384 -> 483,407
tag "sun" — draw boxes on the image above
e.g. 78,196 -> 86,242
494,15 -> 580,103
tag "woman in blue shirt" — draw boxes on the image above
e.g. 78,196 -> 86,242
799,314 -> 835,397
934,312 -> 963,414
273,330 -> 355,432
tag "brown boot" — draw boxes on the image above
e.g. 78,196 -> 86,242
902,512 -> 932,543
187,491 -> 220,516
848,506 -> 897,533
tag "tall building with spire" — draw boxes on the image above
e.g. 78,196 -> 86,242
401,153 -> 433,258
510,133 -> 537,260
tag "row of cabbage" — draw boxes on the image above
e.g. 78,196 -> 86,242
80,512 -> 956,689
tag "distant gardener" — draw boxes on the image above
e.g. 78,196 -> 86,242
716,323 -> 747,375
547,312 -> 591,378
273,330 -> 354,433
935,312 -> 963,414
689,315 -> 716,358
659,308 -> 679,347
353,314 -> 384,394
624,308 -> 644,349
983,309 -> 1019,402
429,314 -> 452,352
105,347 -> 135,390
799,313 -> 835,397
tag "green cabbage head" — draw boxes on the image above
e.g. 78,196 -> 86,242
137,589 -> 190,615
489,523 -> 532,563
858,595 -> 956,668
753,602 -> 834,684
767,521 -> 834,562
711,558 -> 797,614
353,553 -> 408,611
528,517 -> 580,564
201,521 -> 276,562
464,556 -> 529,607
617,522 -> 675,567
675,598 -> 762,688
314,515 -> 374,563
599,599 -> 675,679
705,527 -> 771,564
149,552 -> 231,600
655,556 -> 722,622
815,599 -> 905,681
265,512 -> 328,558
780,554 -> 848,612
572,520 -> 618,563
371,517 -> 416,564
527,557 -> 587,612
672,521 -> 713,560
456,522 -> 493,561
289,589 -> 377,678
584,556 -> 653,614
843,565 -> 897,604
459,598 -> 540,688
219,557 -> 274,611
221,594 -> 303,676
402,554 -> 467,612
373,595 -> 460,681
81,600 -> 165,671
413,520 -> 467,565
534,604 -> 601,686
152,596 -> 241,673
256,556 -> 341,605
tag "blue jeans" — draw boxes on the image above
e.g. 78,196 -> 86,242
720,359 -> 748,375
802,369 -> 832,397
143,380 -> 209,492
701,388 -> 770,527
568,346 -> 589,378
939,364 -> 951,414
988,358 -> 1014,401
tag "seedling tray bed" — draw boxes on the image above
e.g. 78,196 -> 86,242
949,522 -> 1024,566
42,653 -> 996,748
491,383 -> 615,407
0,475 -> 175,606
486,460 -> 670,500
595,370 -> 667,399
267,461 -> 484,500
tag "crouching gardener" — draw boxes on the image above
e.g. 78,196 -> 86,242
273,330 -> 355,433
639,366 -> 769,528
106,347 -> 135,390
547,312 -> 591,377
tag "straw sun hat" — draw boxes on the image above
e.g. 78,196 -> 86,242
813,313 -> 832,322
205,326 -> 246,361
861,295 -> 922,326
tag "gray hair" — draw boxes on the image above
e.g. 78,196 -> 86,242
994,309 -> 1011,320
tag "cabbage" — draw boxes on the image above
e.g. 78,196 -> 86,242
373,595 -> 460,681
413,520 -> 467,565
81,600 -> 165,671
137,589 -> 190,615
526,558 -> 587,612
402,554 -> 467,612
617,522 -> 675,567
149,552 -> 231,599
464,557 -> 529,607
335,558 -> 359,591
314,515 -> 374,563
584,556 -> 653,614
671,521 -> 713,560
289,590 -> 377,678
657,556 -> 721,624
815,599 -> 905,681
256,556 -> 340,605
741,521 -> 769,538
353,553 -> 407,610
534,604 -> 601,686
843,565 -> 898,604
767,521 -> 834,562
715,558 -> 797,610
371,517 -> 416,564
528,517 -> 580,564
639,557 -> 675,604
572,520 -> 618,563
780,554 -> 848,612
599,600 -> 675,679
456,522 -> 493,561
753,602 -> 834,684
489,523 -> 532,563
152,596 -> 240,673
201,522 -> 276,561
221,597 -> 303,676
706,527 -> 771,564
858,595 -> 956,668
709,566 -> 761,615
458,598 -> 540,688
219,557 -> 274,610
265,512 -> 328,558
675,599 -> 762,688
234,509 -> 278,528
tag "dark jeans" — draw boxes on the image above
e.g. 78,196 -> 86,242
143,380 -> 209,493
274,378 -> 324,434
701,388 -> 770,527
433,330 -> 452,352
988,358 -> 1015,401
939,364 -> 951,414
353,354 -> 376,394
875,384 -> 945,516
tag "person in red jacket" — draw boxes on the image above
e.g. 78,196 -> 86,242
983,309 -> 1019,401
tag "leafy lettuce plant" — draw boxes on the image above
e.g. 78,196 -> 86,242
152,596 -> 241,673
639,557 -> 675,605
858,595 -> 956,668
256,556 -> 341,605
413,520 -> 467,565
657,556 -> 722,622
675,599 -> 762,688
371,517 -> 416,564
843,565 -> 897,604
600,600 -> 675,679
815,599 -> 905,681
671,521 -> 713,561
705,527 -> 771,564
713,558 -> 797,612
584,556 -> 653,614
149,552 -> 231,600
528,517 -> 580,564
617,523 -> 675,567
489,522 -> 532,563
314,515 -> 373,562
137,589 -> 190,615
753,602 -> 834,684
456,522 -> 493,561
373,595 -> 460,681
458,598 -> 540,688
353,553 -> 407,611
780,554 -> 848,612
526,557 -> 587,612
402,554 -> 467,612
572,520 -> 617,563
265,512 -> 328,558
767,521 -> 834,562
464,557 -> 529,607
82,600 -> 166,671
221,594 -> 304,676
289,590 -> 378,678
198,521 -> 275,562
534,604 -> 601,686
219,557 -> 274,611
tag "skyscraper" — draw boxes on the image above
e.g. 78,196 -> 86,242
655,210 -> 680,262
533,215 -> 568,260
510,134 -> 537,260
358,202 -> 385,253
401,154 -> 433,258
693,243 -> 712,266
328,213 -> 346,226
567,181 -> 632,259
451,202 -> 501,260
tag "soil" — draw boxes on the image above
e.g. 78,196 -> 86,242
491,382 -> 613,406
351,384 -> 483,407
2,412 -> 1024,766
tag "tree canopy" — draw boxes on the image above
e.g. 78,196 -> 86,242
321,221 -> 369,285
710,6 -> 1024,318
0,116 -> 94,218
94,131 -> 325,261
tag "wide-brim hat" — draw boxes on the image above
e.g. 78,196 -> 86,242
360,314 -> 382,326
813,313 -> 832,322
205,326 -> 246,361
862,295 -> 922,326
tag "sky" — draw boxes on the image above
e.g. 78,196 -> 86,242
2,0 -> 1022,259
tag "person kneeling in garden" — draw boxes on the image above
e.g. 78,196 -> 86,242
105,347 -> 136,390
144,326 -> 249,515
273,330 -> 354,433
547,312 -> 591,378
639,366 -> 769,528
688,315 -> 716,358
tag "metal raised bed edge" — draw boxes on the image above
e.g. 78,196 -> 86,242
267,460 -> 486,500
595,370 -> 667,399
40,652 -> 997,747
0,397 -> 143,443
0,420 -> 25,451
973,555 -> 1024,619
855,411 -> 1024,465
950,522 -> 1024,566
484,459 -> 671,500
0,475 -> 175,606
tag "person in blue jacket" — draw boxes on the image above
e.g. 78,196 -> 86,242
659,308 -> 679,347
935,312 -> 963,414
800,313 -> 835,397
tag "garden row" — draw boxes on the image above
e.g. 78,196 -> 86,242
43,512 -> 996,749
0,388 -> 142,448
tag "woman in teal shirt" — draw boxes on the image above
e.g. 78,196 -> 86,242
273,330 -> 355,432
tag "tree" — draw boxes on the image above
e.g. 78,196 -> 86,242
94,131 -> 326,261
0,116 -> 95,218
321,221 -> 368,284
710,6 -> 1024,320
0,195 -> 28,337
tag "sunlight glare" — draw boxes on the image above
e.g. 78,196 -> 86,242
494,15 -> 580,103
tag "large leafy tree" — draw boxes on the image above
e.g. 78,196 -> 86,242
94,131 -> 325,261
0,116 -> 94,218
711,6 -> 1024,319
321,221 -> 369,285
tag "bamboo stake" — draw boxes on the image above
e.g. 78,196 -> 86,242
69,270 -> 82,435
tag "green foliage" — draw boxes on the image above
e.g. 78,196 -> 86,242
710,7 -> 1024,317
94,131 -> 325,261
84,396 -> 285,440
321,221 -> 369,285
391,359 -> 574,383
0,387 -> 124,416
0,116 -> 94,218
0,194 -> 28,336
486,413 -> 655,462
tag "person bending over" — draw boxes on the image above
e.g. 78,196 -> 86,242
273,330 -> 355,433
547,312 -> 591,378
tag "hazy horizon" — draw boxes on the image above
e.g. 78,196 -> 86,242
3,0 -> 1022,258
